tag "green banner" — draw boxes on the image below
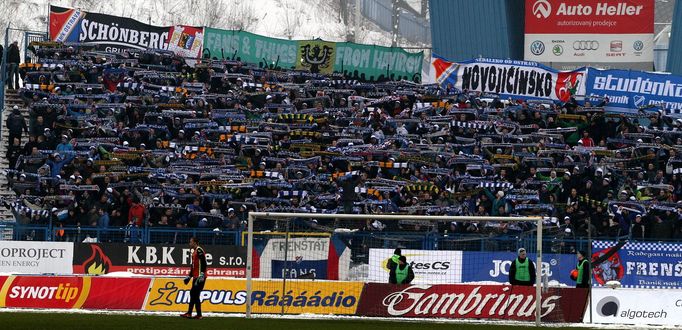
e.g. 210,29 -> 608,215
203,27 -> 422,82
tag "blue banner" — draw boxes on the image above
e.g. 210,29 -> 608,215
461,251 -> 576,285
271,260 -> 327,279
584,68 -> 682,112
591,241 -> 682,289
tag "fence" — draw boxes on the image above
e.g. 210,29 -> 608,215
3,220 -> 675,253
0,222 -> 241,245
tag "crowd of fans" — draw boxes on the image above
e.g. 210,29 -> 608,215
4,43 -> 682,242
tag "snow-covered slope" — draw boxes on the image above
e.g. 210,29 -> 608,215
0,0 -> 416,48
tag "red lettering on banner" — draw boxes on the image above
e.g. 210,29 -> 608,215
356,284 -> 588,322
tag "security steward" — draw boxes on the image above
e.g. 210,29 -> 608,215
508,248 -> 536,286
390,255 -> 415,285
387,248 -> 402,284
574,250 -> 591,288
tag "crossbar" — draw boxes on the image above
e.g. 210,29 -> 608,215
245,212 -> 544,326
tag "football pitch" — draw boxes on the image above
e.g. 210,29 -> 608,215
0,311 -> 608,330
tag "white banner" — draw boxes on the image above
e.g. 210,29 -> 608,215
258,237 -> 350,280
587,287 -> 682,326
524,34 -> 653,63
452,59 -> 586,103
0,241 -> 74,274
368,249 -> 462,284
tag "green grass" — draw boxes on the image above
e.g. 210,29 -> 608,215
0,312 -> 600,330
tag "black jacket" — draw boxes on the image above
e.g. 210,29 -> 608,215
6,110 -> 27,134
8,44 -> 20,64
509,257 -> 537,286
387,255 -> 399,284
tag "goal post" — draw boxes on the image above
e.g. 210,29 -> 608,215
246,212 -> 544,325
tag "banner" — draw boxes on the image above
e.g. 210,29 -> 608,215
591,241 -> 682,288
0,275 -> 150,310
356,284 -> 588,322
584,68 -> 682,112
525,0 -> 654,70
0,241 -> 73,274
203,28 -> 423,81
461,252 -> 576,286
72,243 -> 246,277
368,249 -> 462,284
253,236 -> 351,280
49,5 -> 203,59
449,58 -> 585,102
144,278 -> 362,314
588,287 -> 682,326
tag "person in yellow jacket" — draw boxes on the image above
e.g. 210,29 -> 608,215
390,255 -> 414,285
387,248 -> 402,284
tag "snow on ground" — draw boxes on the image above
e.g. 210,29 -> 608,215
0,308 -> 673,330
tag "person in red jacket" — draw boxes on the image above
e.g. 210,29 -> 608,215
578,131 -> 594,147
181,237 -> 207,319
128,198 -> 146,227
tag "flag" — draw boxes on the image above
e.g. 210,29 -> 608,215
431,54 -> 458,87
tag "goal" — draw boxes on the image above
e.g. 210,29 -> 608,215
245,212 -> 552,325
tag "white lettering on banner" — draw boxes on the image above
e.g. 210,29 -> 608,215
55,9 -> 82,42
78,19 -> 169,50
383,285 -> 559,317
589,288 -> 682,326
624,261 -> 682,277
554,3 -> 643,16
9,283 -> 79,302
253,39 -> 296,64
489,259 -> 553,277
0,241 -> 73,274
271,240 -> 327,252
335,47 -> 371,69
593,75 -> 682,97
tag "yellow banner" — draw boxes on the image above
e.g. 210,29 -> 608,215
296,40 -> 336,74
144,278 -> 362,314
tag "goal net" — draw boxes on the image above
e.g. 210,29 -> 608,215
245,212 -> 585,324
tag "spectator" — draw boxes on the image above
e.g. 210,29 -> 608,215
7,41 -> 20,89
6,106 -> 27,149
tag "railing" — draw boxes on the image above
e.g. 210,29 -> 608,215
0,222 -> 240,245
2,221 -> 679,251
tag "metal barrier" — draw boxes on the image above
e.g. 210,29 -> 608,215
0,223 -> 50,241
0,222 -> 242,245
148,228 -> 240,246
1,25 -> 48,140
1,221 -> 679,250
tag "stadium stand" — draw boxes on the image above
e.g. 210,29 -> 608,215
2,43 -> 682,246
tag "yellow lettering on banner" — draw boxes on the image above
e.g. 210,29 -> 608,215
144,278 -> 363,314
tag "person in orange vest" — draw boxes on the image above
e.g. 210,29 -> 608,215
181,237 -> 207,319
